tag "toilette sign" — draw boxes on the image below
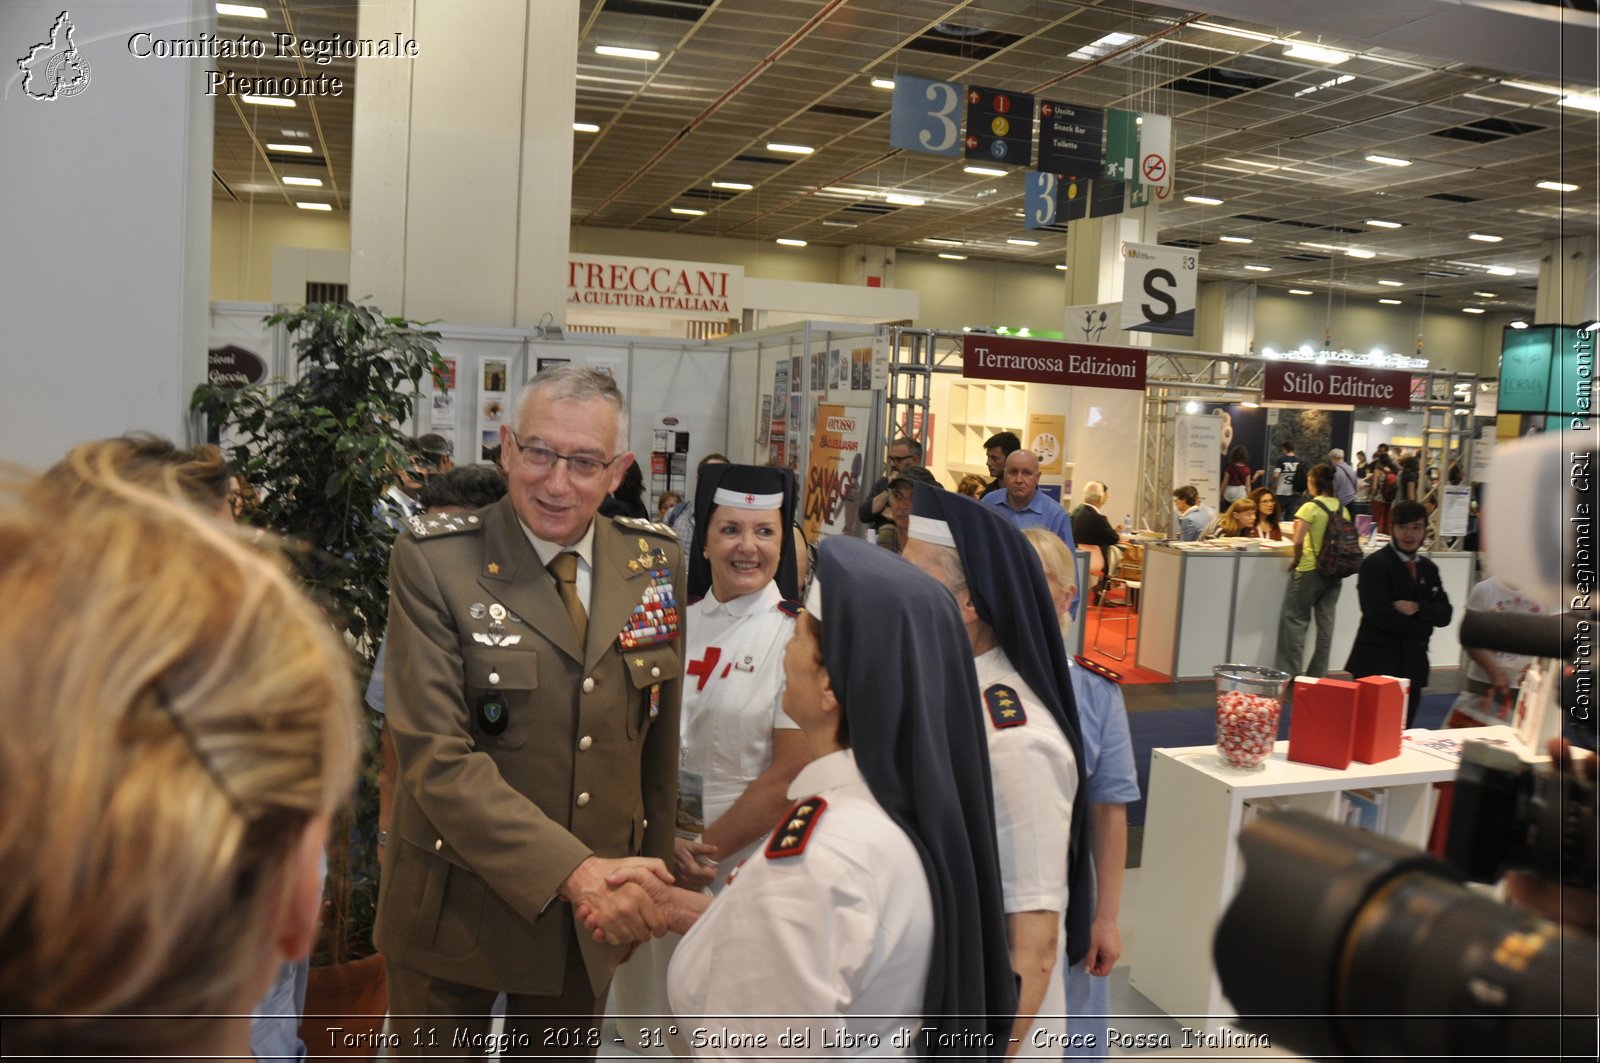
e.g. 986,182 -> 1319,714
961,334 -> 1147,391
567,254 -> 745,316
1263,362 -> 1412,409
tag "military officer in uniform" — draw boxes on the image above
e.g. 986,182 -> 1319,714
376,365 -> 684,1057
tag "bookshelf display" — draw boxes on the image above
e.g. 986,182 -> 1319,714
943,380 -> 1027,477
1126,729 -> 1518,1032
941,380 -> 1073,507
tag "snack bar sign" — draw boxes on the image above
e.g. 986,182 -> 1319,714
567,254 -> 745,317
1263,362 -> 1412,409
962,334 -> 1147,391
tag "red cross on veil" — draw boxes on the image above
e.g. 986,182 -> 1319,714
745,493 -> 755,504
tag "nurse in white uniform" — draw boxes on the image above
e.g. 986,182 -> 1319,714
587,537 -> 1021,1059
609,464 -> 809,1048
904,485 -> 1095,1060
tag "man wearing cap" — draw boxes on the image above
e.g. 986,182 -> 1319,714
878,464 -> 940,553
904,485 -> 1091,1058
983,448 -> 1079,555
377,365 -> 683,1057
857,436 -> 923,532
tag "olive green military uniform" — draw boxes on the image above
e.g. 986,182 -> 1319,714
375,496 -> 682,1048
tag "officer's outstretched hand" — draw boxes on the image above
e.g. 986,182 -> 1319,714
560,855 -> 674,945
577,864 -> 712,939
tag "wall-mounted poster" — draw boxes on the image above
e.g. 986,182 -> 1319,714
757,395 -> 773,445
773,359 -> 790,408
871,336 -> 890,391
1026,412 -> 1067,476
428,356 -> 458,444
478,357 -> 509,461
802,403 -> 871,545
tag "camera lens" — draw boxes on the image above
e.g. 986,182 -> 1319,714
1217,811 -> 1598,1059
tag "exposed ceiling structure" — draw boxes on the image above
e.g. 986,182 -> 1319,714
212,1 -> 1600,316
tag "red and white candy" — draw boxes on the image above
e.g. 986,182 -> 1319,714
1215,690 -> 1281,768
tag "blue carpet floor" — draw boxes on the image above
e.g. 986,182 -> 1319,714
1125,692 -> 1454,826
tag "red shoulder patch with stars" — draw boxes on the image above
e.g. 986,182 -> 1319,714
776,598 -> 802,617
984,683 -> 1027,728
765,796 -> 827,859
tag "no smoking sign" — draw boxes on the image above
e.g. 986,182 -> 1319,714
1142,152 -> 1167,184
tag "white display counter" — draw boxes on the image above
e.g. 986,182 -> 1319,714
1127,726 -> 1523,1032
1135,543 -> 1475,680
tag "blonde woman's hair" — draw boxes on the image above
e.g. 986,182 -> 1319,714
1219,496 -> 1259,536
1023,527 -> 1075,629
42,432 -> 233,514
0,458 -> 361,1054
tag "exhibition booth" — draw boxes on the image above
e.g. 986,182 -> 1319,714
212,300 -> 1483,679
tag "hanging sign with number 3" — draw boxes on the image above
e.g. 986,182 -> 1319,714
890,74 -> 963,157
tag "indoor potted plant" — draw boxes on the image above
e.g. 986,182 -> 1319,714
192,300 -> 446,1056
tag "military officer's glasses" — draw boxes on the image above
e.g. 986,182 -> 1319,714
508,430 -> 620,481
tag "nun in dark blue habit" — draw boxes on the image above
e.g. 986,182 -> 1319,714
905,483 -> 1093,1047
591,536 -> 1018,1057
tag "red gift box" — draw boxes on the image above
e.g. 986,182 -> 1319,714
1287,677 -> 1358,769
1352,675 -> 1406,763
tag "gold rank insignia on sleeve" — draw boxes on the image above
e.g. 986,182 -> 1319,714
764,795 -> 827,859
984,683 -> 1027,729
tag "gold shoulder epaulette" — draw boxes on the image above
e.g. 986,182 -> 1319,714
405,512 -> 482,540
614,515 -> 675,538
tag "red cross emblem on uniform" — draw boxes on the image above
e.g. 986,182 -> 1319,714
687,646 -> 722,692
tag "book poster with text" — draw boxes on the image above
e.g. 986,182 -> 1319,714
801,403 -> 870,544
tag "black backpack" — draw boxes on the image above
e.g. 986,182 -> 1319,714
1313,498 -> 1363,579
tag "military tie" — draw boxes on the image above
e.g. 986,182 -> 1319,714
548,552 -> 587,646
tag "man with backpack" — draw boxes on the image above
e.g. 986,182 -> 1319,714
1271,440 -> 1305,513
1274,463 -> 1357,678
1345,500 -> 1453,726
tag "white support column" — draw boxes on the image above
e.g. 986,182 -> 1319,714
350,0 -> 577,328
1536,234 -> 1598,325
2,0 -> 213,466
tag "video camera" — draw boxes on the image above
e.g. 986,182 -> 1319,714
1214,435 -> 1598,1059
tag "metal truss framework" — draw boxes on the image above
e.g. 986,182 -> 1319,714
884,329 -> 1480,548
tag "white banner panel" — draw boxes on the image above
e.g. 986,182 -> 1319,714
1174,413 -> 1223,513
1120,242 -> 1197,336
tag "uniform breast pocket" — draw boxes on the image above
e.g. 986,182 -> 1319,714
462,646 -> 538,749
623,645 -> 680,739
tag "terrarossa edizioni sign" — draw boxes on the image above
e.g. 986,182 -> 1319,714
1262,361 -> 1412,410
961,334 -> 1147,391
567,254 -> 745,316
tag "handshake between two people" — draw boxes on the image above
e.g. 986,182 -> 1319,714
559,855 -> 713,946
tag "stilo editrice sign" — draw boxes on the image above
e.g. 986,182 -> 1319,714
1262,361 -> 1412,409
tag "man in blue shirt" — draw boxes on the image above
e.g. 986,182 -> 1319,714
1171,485 -> 1209,541
982,448 -> 1078,552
